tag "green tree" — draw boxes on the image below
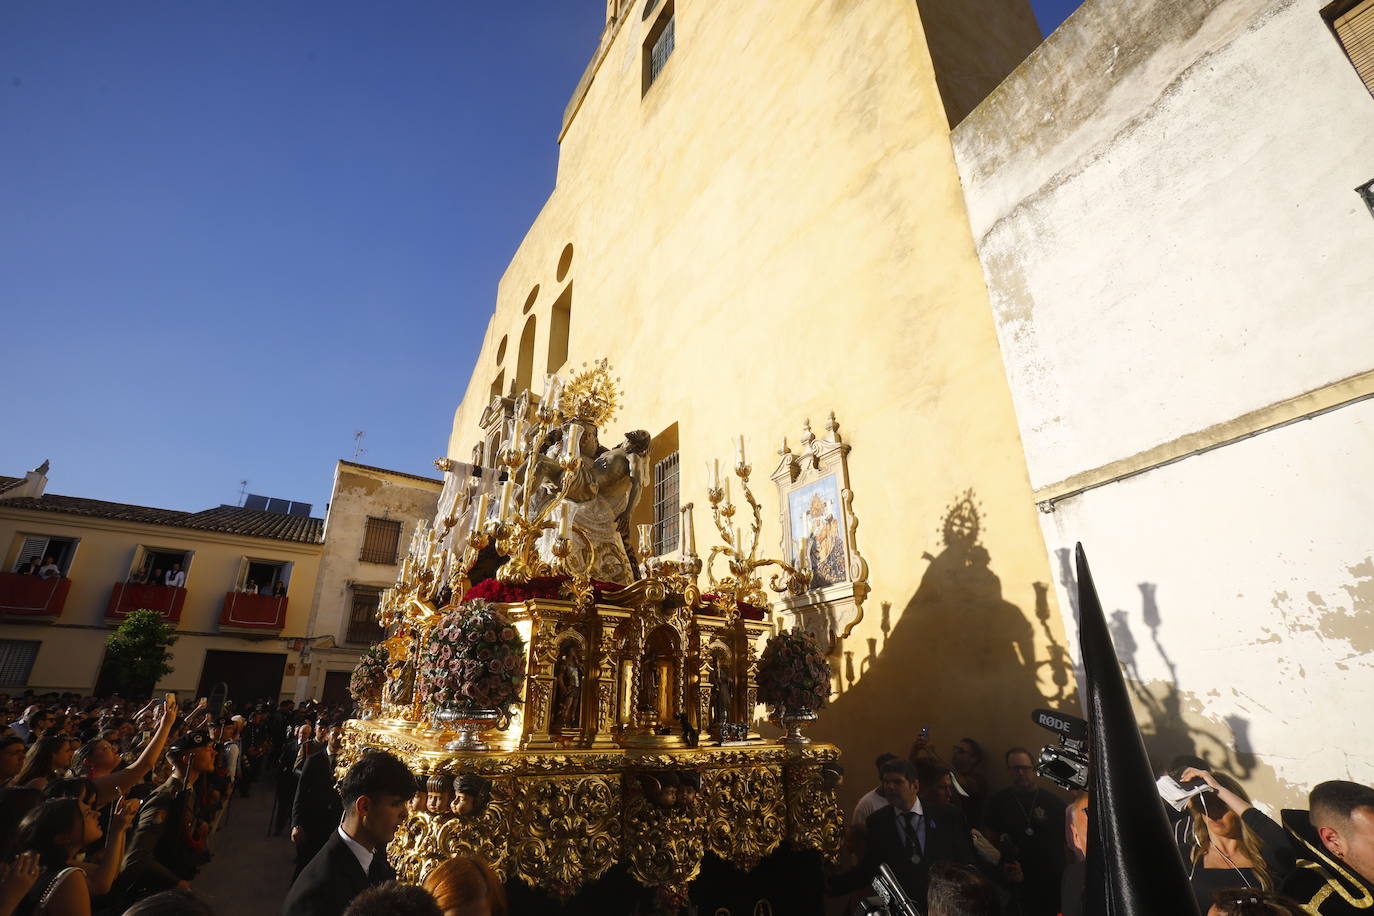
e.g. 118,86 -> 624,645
104,609 -> 178,698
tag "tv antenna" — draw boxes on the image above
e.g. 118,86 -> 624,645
237,480 -> 249,506
352,430 -> 367,460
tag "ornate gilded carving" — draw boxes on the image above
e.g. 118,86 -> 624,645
700,764 -> 785,871
624,782 -> 705,899
511,775 -> 620,898
785,750 -> 844,857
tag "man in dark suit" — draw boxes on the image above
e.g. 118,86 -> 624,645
830,758 -> 977,904
291,723 -> 344,878
282,749 -> 416,916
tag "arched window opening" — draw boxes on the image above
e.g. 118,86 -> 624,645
516,317 -> 537,394
547,285 -> 572,375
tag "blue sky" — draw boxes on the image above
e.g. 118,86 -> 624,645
1,1 -> 1083,516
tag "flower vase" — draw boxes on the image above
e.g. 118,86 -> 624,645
434,706 -> 503,752
779,708 -> 818,745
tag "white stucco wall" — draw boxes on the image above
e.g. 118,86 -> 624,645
1041,399 -> 1374,809
952,0 -> 1374,490
952,0 -> 1374,807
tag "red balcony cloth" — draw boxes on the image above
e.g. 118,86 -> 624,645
0,573 -> 71,617
219,592 -> 288,630
106,583 -> 186,622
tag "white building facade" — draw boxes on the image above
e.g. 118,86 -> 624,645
952,0 -> 1374,807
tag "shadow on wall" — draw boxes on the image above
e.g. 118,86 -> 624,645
821,491 -> 1077,811
1053,549 -> 1266,784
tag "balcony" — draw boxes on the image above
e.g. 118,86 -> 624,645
218,592 -> 288,633
106,583 -> 186,623
0,573 -> 71,621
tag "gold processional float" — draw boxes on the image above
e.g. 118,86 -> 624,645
343,360 -> 847,912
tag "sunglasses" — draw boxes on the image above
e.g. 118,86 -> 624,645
1192,791 -> 1228,820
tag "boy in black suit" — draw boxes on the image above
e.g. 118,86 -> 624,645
282,749 -> 416,916
830,758 -> 977,904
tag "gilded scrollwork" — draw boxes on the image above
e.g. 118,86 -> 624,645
785,754 -> 844,859
511,775 -> 621,898
700,764 -> 785,871
623,786 -> 705,895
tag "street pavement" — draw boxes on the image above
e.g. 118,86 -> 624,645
194,774 -> 298,913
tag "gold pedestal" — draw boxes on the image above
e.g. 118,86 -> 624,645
341,718 -> 843,902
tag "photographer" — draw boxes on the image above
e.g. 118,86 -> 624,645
982,748 -> 1066,916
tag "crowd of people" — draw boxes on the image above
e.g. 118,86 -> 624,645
833,732 -> 1374,916
11,557 -> 62,580
0,690 -> 354,916
5,688 -> 1371,916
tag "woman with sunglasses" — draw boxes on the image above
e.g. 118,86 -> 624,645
1177,766 -> 1297,914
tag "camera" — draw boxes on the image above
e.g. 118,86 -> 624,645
1031,708 -> 1089,792
857,863 -> 923,916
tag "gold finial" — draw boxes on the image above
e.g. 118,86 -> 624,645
561,358 -> 622,428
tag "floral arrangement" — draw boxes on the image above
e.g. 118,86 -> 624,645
419,600 -> 527,713
461,575 -> 623,605
350,644 -> 389,708
756,628 -> 831,712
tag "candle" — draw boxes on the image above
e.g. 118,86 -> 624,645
512,418 -> 527,449
563,424 -> 584,461
474,493 -> 491,530
736,435 -> 747,465
682,505 -> 696,555
558,501 -> 572,539
637,523 -> 653,557
712,459 -> 722,489
723,477 -> 731,507
498,480 -> 514,523
734,526 -> 744,554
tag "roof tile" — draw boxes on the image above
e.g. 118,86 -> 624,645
0,494 -> 324,544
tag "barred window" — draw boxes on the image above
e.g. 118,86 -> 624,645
643,1 -> 675,94
359,517 -> 402,565
651,451 -> 680,555
346,587 -> 385,645
0,640 -> 40,687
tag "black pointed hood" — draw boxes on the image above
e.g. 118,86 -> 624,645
1076,543 -> 1199,916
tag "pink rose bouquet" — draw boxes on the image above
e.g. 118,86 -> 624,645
419,599 -> 526,713
756,628 -> 831,712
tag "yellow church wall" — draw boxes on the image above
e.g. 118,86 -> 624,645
448,0 -> 1067,812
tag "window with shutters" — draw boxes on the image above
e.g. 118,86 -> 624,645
10,534 -> 79,576
1325,0 -> 1374,96
651,451 -> 680,556
0,640 -> 40,686
359,517 -> 402,565
346,586 -> 385,645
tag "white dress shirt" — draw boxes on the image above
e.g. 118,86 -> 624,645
851,786 -> 890,827
336,826 -> 374,875
165,569 -> 186,588
893,798 -> 927,852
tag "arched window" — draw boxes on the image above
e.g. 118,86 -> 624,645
547,285 -> 572,374
516,317 -> 536,394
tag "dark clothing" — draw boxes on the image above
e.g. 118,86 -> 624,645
1060,859 -> 1085,916
291,753 -> 342,877
1280,809 -> 1374,915
282,830 -> 396,916
830,801 -> 976,903
984,787 -> 1067,916
121,775 -> 213,896
1177,807 -> 1295,913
